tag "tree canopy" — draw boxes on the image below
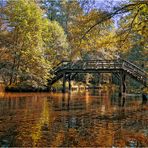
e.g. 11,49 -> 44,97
0,0 -> 68,88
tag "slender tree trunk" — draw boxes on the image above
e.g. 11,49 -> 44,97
13,57 -> 21,84
9,57 -> 16,85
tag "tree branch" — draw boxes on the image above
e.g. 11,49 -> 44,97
80,2 -> 147,40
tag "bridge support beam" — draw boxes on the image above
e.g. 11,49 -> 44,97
68,74 -> 71,92
62,73 -> 66,93
98,73 -> 101,85
119,72 -> 126,96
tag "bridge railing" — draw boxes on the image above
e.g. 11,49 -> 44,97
54,60 -> 147,74
122,59 -> 147,85
122,59 -> 147,77
81,60 -> 122,69
53,61 -> 70,73
54,60 -> 123,70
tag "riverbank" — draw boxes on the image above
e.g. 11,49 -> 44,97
2,83 -> 148,95
4,84 -> 113,93
5,86 -> 50,92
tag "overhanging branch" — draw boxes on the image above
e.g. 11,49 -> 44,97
80,1 -> 147,40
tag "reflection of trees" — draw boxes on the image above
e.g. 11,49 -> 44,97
0,95 -> 46,146
48,91 -> 148,146
0,92 -> 147,147
31,98 -> 52,147
53,93 -> 87,111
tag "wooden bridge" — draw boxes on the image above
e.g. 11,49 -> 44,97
49,59 -> 147,95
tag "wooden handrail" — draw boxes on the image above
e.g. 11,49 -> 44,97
54,60 -> 146,71
53,59 -> 147,76
122,59 -> 147,75
53,60 -> 70,70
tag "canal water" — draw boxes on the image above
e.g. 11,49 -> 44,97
0,90 -> 147,147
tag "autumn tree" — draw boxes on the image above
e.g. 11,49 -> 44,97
117,0 -> 147,67
0,0 -> 51,88
41,0 -> 85,32
78,0 -> 147,56
43,20 -> 68,66
68,9 -> 115,59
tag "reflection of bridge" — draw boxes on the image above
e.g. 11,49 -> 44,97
49,59 -> 147,94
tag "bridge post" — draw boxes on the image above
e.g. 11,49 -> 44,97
62,73 -> 66,93
68,73 -> 71,92
123,74 -> 126,94
98,73 -> 100,84
119,72 -> 126,96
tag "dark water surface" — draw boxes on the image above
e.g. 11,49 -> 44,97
0,90 -> 148,147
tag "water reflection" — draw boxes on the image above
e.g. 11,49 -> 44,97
0,91 -> 147,147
